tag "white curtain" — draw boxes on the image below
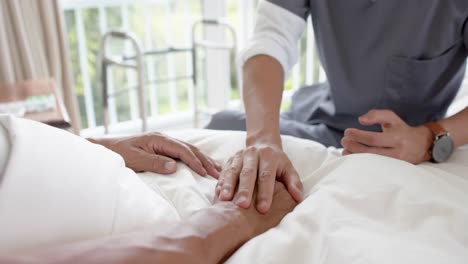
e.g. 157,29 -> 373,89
0,0 -> 81,132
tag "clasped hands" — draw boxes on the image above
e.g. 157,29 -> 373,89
92,109 -> 432,215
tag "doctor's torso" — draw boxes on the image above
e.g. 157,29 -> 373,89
269,0 -> 468,130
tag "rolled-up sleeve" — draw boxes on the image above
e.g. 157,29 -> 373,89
237,0 -> 308,77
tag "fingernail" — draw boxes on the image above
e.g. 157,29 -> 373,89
294,188 -> 304,202
295,182 -> 303,192
236,196 -> 247,206
257,201 -> 268,212
201,168 -> 208,175
165,161 -> 176,171
220,189 -> 230,200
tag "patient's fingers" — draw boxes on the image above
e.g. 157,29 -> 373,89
132,148 -> 178,174
219,152 -> 243,201
256,154 -> 278,214
215,178 -> 223,196
212,159 -> 223,172
216,156 -> 233,196
151,137 -> 208,176
174,139 -> 222,177
235,148 -> 259,209
188,144 -> 220,178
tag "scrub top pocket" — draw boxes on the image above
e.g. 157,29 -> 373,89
382,42 -> 466,126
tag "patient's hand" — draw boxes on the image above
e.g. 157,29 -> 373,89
201,181 -> 298,263
89,133 -> 221,177
234,181 -> 298,237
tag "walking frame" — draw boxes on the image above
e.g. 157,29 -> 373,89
98,19 -> 238,134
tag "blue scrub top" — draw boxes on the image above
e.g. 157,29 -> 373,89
269,0 -> 468,133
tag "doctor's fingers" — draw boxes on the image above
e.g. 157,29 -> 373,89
342,149 -> 352,155
234,148 -> 260,209
255,154 -> 279,214
280,165 -> 303,203
218,152 -> 244,201
359,109 -> 403,127
341,137 -> 396,158
343,129 -> 397,148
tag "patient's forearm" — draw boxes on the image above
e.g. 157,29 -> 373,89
1,182 -> 296,263
147,202 -> 255,263
175,202 -> 255,263
0,203 -> 255,264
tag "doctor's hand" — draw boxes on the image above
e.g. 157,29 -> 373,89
341,109 -> 433,164
89,133 -> 221,177
215,144 -> 303,214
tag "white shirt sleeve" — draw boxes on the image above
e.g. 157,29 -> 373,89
237,0 -> 307,77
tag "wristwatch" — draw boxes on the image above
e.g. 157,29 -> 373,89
424,122 -> 454,163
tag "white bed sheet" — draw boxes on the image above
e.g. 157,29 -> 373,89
0,116 -> 467,263
140,129 -> 468,264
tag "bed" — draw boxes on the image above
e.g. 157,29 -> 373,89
0,113 -> 467,263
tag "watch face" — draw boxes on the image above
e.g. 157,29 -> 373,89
433,135 -> 454,163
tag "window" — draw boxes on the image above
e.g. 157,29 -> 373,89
62,0 -> 204,130
61,0 -> 322,133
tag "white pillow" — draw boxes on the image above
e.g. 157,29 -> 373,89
0,115 -> 179,253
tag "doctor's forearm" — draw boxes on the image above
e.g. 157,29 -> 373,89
243,55 -> 285,147
438,107 -> 468,148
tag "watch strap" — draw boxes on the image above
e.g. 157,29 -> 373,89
424,122 -> 447,138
